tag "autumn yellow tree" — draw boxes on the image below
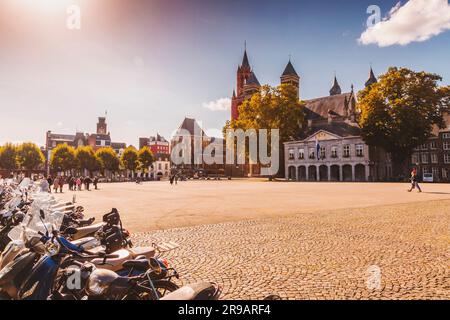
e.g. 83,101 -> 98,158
358,67 -> 450,175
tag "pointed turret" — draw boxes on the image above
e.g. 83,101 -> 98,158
365,67 -> 377,87
329,75 -> 342,96
280,59 -> 300,99
282,60 -> 299,77
241,50 -> 250,69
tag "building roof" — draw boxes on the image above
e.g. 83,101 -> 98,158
329,76 -> 342,96
281,60 -> 299,77
365,67 -> 377,87
49,133 -> 76,141
178,117 -> 206,136
246,72 -> 260,86
304,93 -> 353,121
241,50 -> 250,69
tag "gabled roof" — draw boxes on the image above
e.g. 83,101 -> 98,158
281,60 -> 299,77
178,117 -> 206,136
304,93 -> 353,120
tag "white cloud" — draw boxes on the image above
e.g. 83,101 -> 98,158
359,0 -> 450,47
202,98 -> 231,111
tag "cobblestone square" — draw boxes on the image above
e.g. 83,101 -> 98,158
56,180 -> 450,299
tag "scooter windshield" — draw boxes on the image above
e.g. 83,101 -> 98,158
8,198 -> 65,243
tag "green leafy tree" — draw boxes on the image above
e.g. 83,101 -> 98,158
75,146 -> 100,175
138,146 -> 154,174
95,147 -> 120,175
358,67 -> 450,175
120,146 -> 138,177
225,84 -> 305,176
50,143 -> 77,173
16,142 -> 45,172
0,143 -> 18,170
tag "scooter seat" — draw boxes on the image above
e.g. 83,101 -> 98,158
122,259 -> 150,271
129,246 -> 155,259
160,282 -> 218,300
71,222 -> 104,240
91,249 -> 131,272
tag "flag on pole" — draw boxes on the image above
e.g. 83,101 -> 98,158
315,138 -> 320,160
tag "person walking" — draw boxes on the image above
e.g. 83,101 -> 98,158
76,177 -> 82,191
93,176 -> 98,190
85,176 -> 92,191
408,168 -> 422,193
59,176 -> 65,193
169,174 -> 174,185
53,177 -> 60,193
68,176 -> 73,191
174,174 -> 178,185
47,176 -> 53,193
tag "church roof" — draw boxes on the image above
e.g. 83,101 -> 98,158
329,76 -> 342,96
305,122 -> 361,139
281,60 -> 299,77
304,93 -> 353,121
365,67 -> 377,87
246,72 -> 260,86
241,50 -> 250,69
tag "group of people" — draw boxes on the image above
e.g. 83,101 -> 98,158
40,175 -> 99,193
169,173 -> 180,185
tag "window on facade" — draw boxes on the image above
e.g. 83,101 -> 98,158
165,163 -> 169,170
320,146 -> 326,159
52,141 -> 56,147
331,146 -> 338,158
411,153 -> 419,164
356,144 -> 364,157
421,153 -> 428,164
443,141 -> 450,150
343,145 -> 350,158
288,149 -> 294,160
420,143 -> 428,150
432,167 -> 439,179
106,141 -> 111,146
96,140 -> 101,146
298,149 -> 304,160
444,154 -> 450,164
431,153 -> 438,164
442,168 -> 448,179
309,149 -> 315,159
443,133 -> 450,139
429,140 -> 437,149
158,163 -> 162,170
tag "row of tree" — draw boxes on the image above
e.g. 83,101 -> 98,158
0,142 -> 155,177
0,142 -> 45,171
49,144 -> 155,176
225,67 -> 450,176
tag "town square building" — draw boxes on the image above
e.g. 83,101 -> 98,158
45,117 -> 126,172
139,134 -> 171,179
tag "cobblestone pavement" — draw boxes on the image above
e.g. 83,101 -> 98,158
132,200 -> 450,300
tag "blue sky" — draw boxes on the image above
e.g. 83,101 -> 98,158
0,0 -> 449,146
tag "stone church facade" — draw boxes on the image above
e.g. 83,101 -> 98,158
230,48 -> 392,180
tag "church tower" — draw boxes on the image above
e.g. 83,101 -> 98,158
280,59 -> 300,99
97,117 -> 107,135
231,48 -> 253,121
